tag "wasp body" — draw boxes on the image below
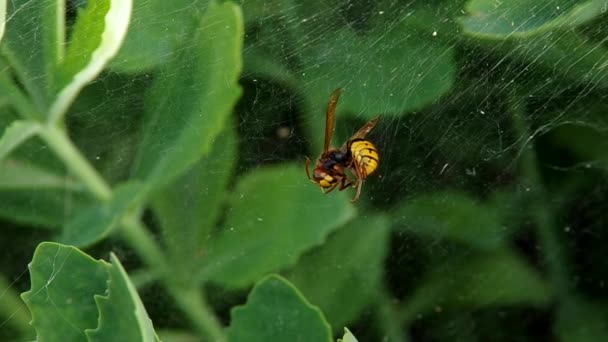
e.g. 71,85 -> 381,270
305,88 -> 380,202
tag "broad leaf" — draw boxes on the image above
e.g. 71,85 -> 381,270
391,192 -> 507,249
86,254 -> 159,342
298,24 -> 456,120
288,214 -> 390,330
21,242 -> 159,342
21,242 -> 110,342
0,120 -> 41,162
49,0 -> 132,123
59,181 -> 145,247
227,275 -> 333,342
131,1 -> 243,194
200,164 -> 356,288
461,0 -> 605,38
153,121 -> 237,274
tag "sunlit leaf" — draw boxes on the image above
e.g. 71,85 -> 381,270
152,121 -> 237,274
227,275 -> 333,342
21,242 -> 110,342
59,181 -> 145,247
131,1 -> 243,194
460,0 -> 605,38
86,254 -> 159,342
49,0 -> 132,123
0,120 -> 41,162
200,164 -> 356,288
338,328 -> 359,342
288,214 -> 390,330
391,192 -> 507,250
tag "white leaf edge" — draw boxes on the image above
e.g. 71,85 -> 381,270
48,0 -> 132,125
338,328 -> 359,342
101,253 -> 157,341
0,0 -> 6,43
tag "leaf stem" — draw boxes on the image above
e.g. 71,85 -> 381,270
120,215 -> 168,275
509,93 -> 569,296
377,294 -> 409,342
120,216 -> 226,342
167,286 -> 227,342
0,47 -> 47,114
39,125 -> 111,201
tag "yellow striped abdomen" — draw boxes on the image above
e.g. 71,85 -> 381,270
349,139 -> 379,176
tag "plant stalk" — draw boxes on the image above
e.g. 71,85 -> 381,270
40,125 -> 112,201
509,93 -> 569,296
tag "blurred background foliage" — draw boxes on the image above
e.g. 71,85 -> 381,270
2,0 -> 608,341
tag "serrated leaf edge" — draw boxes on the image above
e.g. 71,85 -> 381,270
85,253 -> 156,341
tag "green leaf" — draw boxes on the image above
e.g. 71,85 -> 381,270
131,1 -> 243,194
0,120 -> 41,162
460,0 -> 606,38
288,214 -> 390,330
1,0 -> 63,108
21,242 -> 159,342
59,181 -> 145,247
21,242 -> 110,342
400,249 -> 551,323
200,164 -> 356,288
110,0 -> 207,72
555,297 -> 608,342
0,159 -> 80,190
227,275 -> 333,342
0,190 -> 91,229
86,253 -> 159,342
338,328 -> 359,342
152,120 -> 237,273
391,192 -> 506,250
48,0 -> 132,124
299,23 -> 456,119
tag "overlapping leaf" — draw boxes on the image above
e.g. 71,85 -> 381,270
21,242 -> 159,342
